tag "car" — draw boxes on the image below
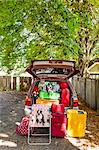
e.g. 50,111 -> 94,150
25,60 -> 79,111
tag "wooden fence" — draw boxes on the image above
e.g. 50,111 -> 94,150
72,77 -> 99,111
0,76 -> 32,92
0,75 -> 99,111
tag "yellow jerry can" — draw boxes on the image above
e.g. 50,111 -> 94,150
67,109 -> 87,137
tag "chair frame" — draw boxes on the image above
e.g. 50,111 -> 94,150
28,105 -> 51,145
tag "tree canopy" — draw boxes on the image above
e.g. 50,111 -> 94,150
0,0 -> 98,76
65,0 -> 99,76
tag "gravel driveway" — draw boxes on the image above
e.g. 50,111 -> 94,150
0,91 -> 78,150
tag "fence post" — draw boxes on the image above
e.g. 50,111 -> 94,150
3,76 -> 7,90
6,76 -> 11,90
11,74 -> 13,90
84,78 -> 86,101
16,76 -> 20,91
91,79 -> 96,109
86,79 -> 92,107
96,79 -> 99,112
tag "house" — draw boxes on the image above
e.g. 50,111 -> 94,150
0,70 -> 8,76
0,69 -> 33,91
87,62 -> 99,79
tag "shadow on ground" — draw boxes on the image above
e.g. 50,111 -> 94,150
0,91 -> 79,150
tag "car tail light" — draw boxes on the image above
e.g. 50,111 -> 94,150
73,98 -> 78,107
25,96 -> 31,106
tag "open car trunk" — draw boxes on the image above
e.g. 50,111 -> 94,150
25,60 -> 79,108
26,60 -> 79,80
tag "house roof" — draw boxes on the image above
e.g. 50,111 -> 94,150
0,70 -> 8,76
87,62 -> 99,74
19,72 -> 33,77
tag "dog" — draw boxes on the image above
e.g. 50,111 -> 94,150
36,109 -> 45,125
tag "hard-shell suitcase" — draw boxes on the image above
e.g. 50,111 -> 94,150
51,113 -> 67,137
51,104 -> 64,114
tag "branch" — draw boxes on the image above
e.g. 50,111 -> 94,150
89,36 -> 99,55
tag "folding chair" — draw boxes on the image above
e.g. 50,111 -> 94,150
28,104 -> 51,145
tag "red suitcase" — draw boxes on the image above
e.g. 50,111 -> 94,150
51,113 -> 67,137
51,104 -> 64,114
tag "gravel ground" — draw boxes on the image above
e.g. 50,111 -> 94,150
0,91 -> 78,150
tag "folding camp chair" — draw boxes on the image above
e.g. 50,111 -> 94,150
28,104 -> 51,145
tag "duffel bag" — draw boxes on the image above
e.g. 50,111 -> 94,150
16,116 -> 29,136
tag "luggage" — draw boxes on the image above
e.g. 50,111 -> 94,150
51,113 -> 67,137
36,97 -> 59,106
51,104 -> 64,114
16,116 -> 29,136
61,88 -> 70,107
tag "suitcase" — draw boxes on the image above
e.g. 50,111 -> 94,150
51,104 -> 64,114
51,113 -> 67,137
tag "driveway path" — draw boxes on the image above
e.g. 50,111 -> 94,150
0,91 -> 78,150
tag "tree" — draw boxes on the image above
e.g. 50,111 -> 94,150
65,0 -> 99,77
0,0 -> 80,72
0,0 -> 98,76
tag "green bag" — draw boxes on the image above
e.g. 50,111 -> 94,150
49,91 -> 60,100
39,91 -> 50,99
39,91 -> 60,100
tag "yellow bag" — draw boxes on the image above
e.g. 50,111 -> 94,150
67,109 -> 87,137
